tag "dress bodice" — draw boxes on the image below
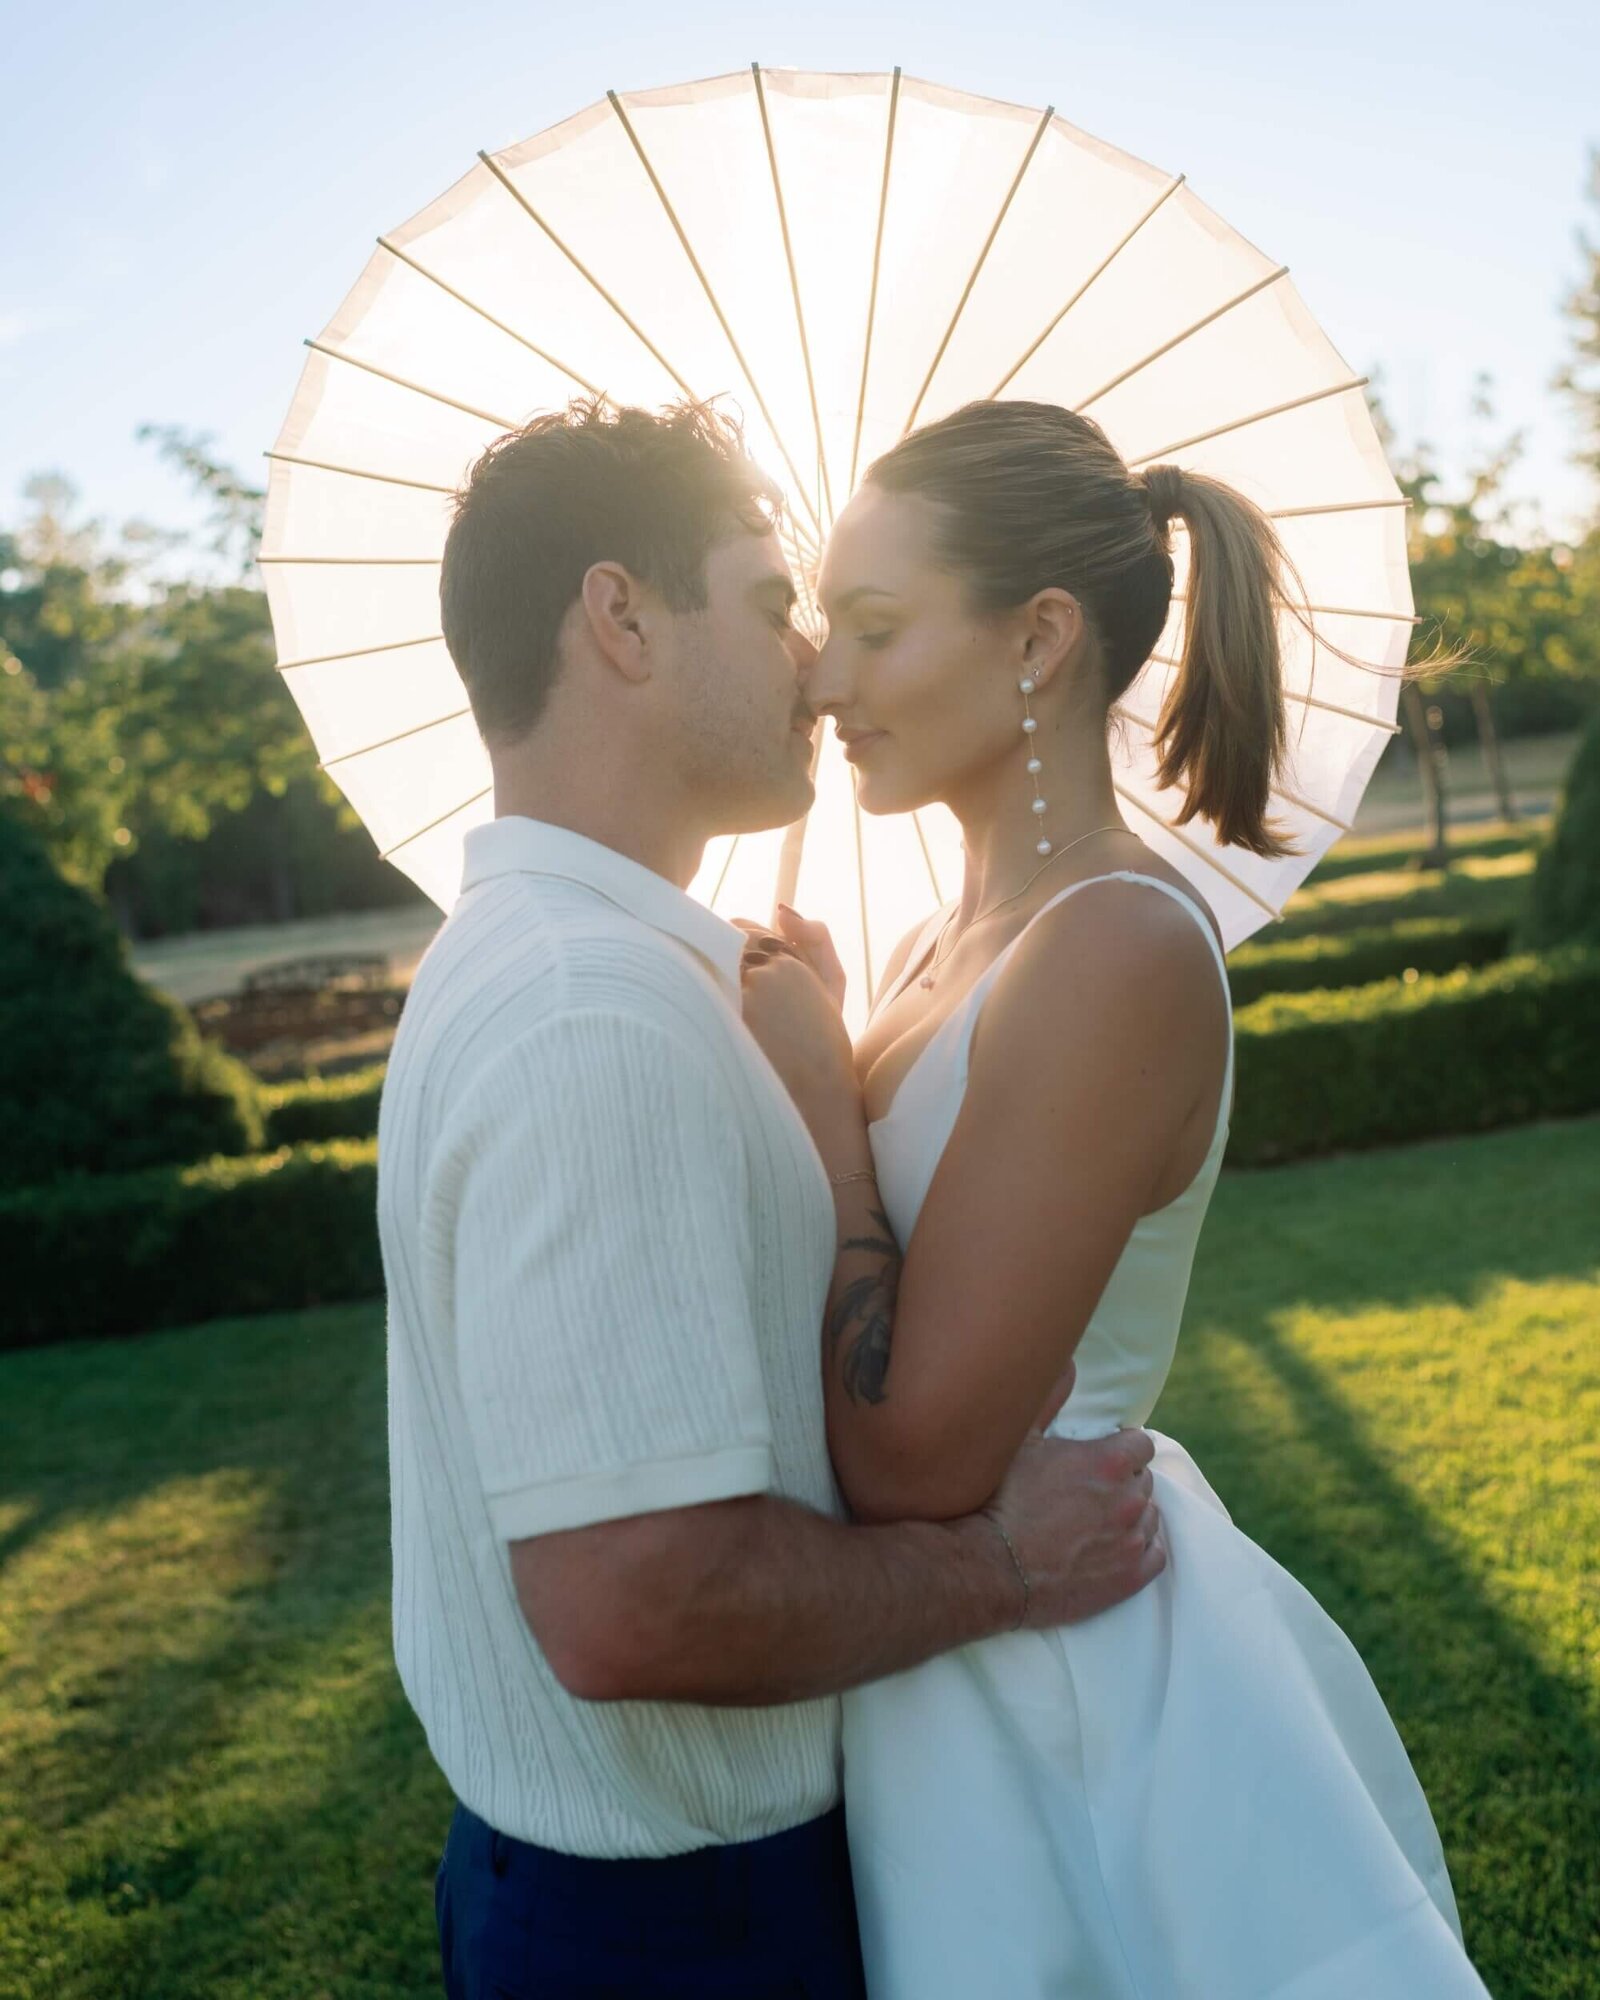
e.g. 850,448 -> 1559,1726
866,872 -> 1235,1441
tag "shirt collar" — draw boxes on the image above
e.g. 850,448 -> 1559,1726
459,815 -> 747,1004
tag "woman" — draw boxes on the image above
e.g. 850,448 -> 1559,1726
738,401 -> 1490,1998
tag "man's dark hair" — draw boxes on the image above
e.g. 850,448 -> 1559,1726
440,395 -> 784,747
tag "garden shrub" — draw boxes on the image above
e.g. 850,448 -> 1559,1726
1229,947 -> 1600,1165
263,1063 -> 385,1145
1227,917 -> 1512,1007
1522,712 -> 1600,949
0,814 -> 263,1193
0,1140 -> 379,1348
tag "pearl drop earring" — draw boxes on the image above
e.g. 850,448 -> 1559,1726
1019,673 -> 1051,855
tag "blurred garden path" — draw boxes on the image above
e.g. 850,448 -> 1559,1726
129,730 -> 1579,1007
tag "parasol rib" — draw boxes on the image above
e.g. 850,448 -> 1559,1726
1074,266 -> 1289,414
1171,593 -> 1420,625
851,784 -> 874,1001
277,633 -> 442,673
849,67 -> 903,494
258,555 -> 437,566
1267,497 -> 1411,521
708,836 -> 742,912
606,89 -> 827,547
304,339 -> 515,430
381,786 -> 493,862
376,238 -> 601,396
320,707 -> 474,771
1146,655 -> 1404,733
773,723 -> 827,915
752,63 -> 835,525
1112,784 -> 1284,920
1128,375 -> 1369,466
900,102 -> 1055,437
477,149 -> 701,401
990,173 -> 1186,397
264,450 -> 455,495
911,810 -> 945,903
1112,703 -> 1356,831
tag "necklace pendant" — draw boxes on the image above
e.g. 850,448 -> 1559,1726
919,973 -> 936,990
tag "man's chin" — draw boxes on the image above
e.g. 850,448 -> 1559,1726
713,771 -> 816,838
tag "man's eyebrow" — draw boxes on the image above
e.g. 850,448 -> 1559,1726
750,572 -> 799,609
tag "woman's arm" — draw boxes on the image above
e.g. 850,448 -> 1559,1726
819,883 -> 1227,1524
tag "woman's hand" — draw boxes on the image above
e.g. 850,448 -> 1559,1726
735,915 -> 863,1162
773,902 -> 847,1014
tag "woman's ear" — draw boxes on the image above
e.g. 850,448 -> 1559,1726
1020,586 -> 1084,693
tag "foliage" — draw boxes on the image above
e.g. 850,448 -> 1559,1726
1226,916 -> 1512,1007
1555,145 -> 1600,501
1229,947 -> 1600,1165
0,814 -> 262,1195
0,1140 -> 378,1348
1522,711 -> 1600,949
263,1065 -> 385,1147
1376,376 -> 1600,741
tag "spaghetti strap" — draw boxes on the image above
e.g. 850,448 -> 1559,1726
974,870 -> 1235,1137
1039,871 -> 1230,995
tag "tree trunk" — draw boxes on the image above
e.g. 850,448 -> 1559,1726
1402,683 -> 1452,868
1469,680 -> 1517,822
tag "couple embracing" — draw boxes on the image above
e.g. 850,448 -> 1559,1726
376,394 -> 1490,1997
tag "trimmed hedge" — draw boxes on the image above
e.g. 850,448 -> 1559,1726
1229,947 -> 1600,1166
263,1063 -> 385,1146
1227,916 -> 1512,1008
0,1141 -> 380,1350
0,813 -> 264,1192
9,950 -> 1598,1346
1523,711 -> 1600,949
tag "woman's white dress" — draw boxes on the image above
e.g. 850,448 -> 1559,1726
841,871 -> 1490,1999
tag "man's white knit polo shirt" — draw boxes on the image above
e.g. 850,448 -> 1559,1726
377,814 -> 845,1859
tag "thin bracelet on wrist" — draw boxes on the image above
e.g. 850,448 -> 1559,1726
981,1508 -> 1032,1631
829,1167 -> 878,1188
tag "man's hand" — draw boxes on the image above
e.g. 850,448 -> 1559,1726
986,1426 -> 1165,1628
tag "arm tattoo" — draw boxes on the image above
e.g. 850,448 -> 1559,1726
827,1205 -> 901,1406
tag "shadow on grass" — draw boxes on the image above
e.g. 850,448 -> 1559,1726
1,1302 -> 452,1997
1159,1118 -> 1600,1998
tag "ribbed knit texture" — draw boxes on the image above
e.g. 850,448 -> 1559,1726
377,817 -> 844,1858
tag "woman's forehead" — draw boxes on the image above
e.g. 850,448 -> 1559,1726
820,488 -> 942,599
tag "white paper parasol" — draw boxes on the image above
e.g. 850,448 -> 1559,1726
262,66 -> 1412,1029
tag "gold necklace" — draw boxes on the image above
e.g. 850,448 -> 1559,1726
916,824 -> 1132,991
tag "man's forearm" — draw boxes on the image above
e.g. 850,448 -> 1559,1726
513,1489 -> 1017,1706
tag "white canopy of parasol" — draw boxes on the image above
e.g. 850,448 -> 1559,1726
262,66 -> 1411,1030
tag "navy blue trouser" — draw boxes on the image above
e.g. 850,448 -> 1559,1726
435,1799 -> 870,1998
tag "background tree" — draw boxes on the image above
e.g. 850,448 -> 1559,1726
1555,145 -> 1600,508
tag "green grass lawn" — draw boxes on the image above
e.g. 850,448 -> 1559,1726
1,1120 -> 1596,1998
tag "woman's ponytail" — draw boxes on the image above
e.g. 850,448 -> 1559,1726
1140,463 -> 1294,860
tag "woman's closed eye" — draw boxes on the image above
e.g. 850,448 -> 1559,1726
858,630 -> 894,650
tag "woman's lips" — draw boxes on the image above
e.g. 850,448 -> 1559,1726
840,731 -> 886,761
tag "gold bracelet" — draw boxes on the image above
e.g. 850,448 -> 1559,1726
829,1167 -> 878,1188
982,1508 -> 1031,1631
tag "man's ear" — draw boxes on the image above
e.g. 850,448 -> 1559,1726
579,561 -> 655,685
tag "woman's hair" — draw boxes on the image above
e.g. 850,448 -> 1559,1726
863,400 -> 1298,859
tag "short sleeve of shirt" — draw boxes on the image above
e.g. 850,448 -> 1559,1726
444,1008 -> 775,1540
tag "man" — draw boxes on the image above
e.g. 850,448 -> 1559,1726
376,396 -> 1162,1998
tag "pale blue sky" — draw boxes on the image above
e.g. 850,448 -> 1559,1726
4,0 -> 1598,557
